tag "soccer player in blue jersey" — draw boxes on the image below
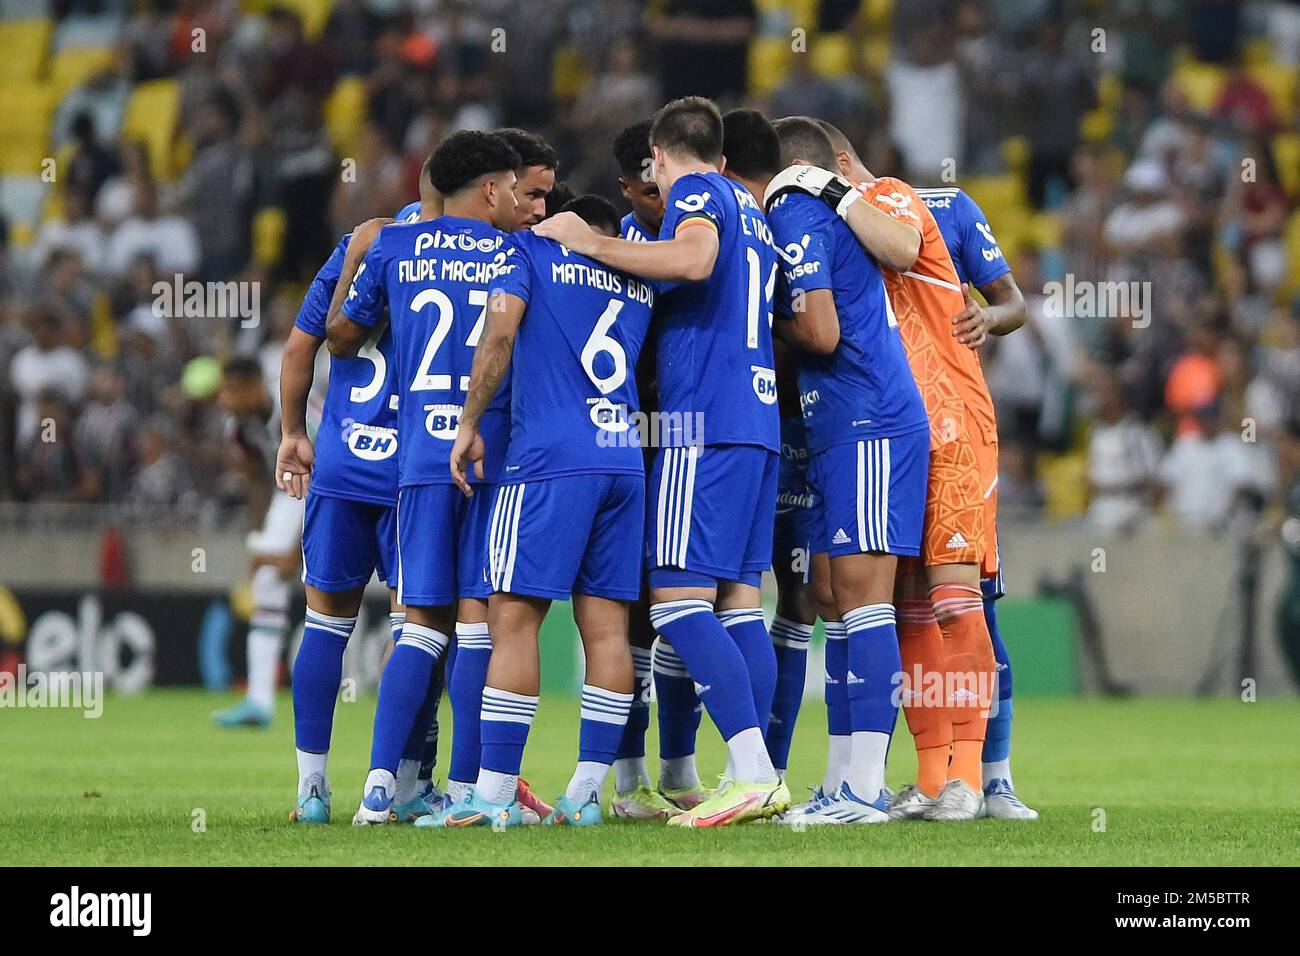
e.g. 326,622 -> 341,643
615,119 -> 664,244
430,127 -> 559,824
762,116 -> 931,823
326,130 -> 521,825
720,109 -> 821,781
537,96 -> 788,827
277,166 -> 458,825
432,195 -> 654,828
276,223 -> 402,824
915,181 -> 1035,819
607,119 -> 708,819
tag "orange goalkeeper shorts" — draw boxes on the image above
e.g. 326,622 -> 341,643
907,425 -> 999,577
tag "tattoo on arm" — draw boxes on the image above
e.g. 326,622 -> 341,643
462,331 -> 514,430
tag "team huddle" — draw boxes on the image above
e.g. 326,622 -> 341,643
268,95 -> 1039,829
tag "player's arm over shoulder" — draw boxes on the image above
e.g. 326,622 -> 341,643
841,178 -> 921,272
535,178 -> 719,282
326,217 -> 391,357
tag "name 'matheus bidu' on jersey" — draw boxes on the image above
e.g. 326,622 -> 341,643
656,171 -> 780,451
491,231 -> 654,479
767,191 -> 929,453
296,234 -> 399,504
343,215 -> 507,487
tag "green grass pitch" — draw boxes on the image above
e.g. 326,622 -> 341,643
2,691 -> 1297,866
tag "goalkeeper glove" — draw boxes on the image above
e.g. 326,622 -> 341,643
764,164 -> 859,219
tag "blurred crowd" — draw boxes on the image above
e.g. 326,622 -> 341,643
1,0 -> 1298,537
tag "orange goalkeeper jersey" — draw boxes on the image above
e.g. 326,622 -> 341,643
856,177 -> 998,448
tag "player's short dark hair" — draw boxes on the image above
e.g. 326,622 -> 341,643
613,119 -> 654,178
812,118 -> 856,160
722,109 -> 782,179
773,116 -> 839,170
428,131 -> 520,195
493,127 -> 558,171
544,180 -> 577,218
561,194 -> 621,236
650,96 -> 723,164
222,355 -> 263,382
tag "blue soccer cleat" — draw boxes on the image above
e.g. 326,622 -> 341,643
291,774 -> 331,824
543,792 -> 603,827
391,780 -> 447,823
415,791 -> 523,830
212,697 -> 271,729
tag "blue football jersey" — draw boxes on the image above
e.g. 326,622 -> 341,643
768,192 -> 928,454
294,235 -> 399,505
343,215 -> 508,487
916,187 -> 1009,289
490,231 -> 654,481
397,207 -> 512,484
655,171 -> 779,451
620,212 -> 656,243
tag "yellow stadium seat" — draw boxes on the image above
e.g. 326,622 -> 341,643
242,0 -> 333,37
1039,450 -> 1089,520
811,32 -> 853,78
1097,72 -> 1123,110
1243,36 -> 1275,66
1274,133 -> 1300,197
49,45 -> 117,97
1001,135 -> 1030,176
1171,59 -> 1226,112
860,34 -> 890,75
863,0 -> 894,30
964,174 -> 1027,220
0,83 -> 58,175
252,206 -> 287,270
9,220 -> 35,247
280,0 -> 335,38
1030,211 -> 1063,250
324,75 -> 366,157
752,0 -> 814,19
0,19 -> 51,83
121,79 -> 181,182
1080,106 -> 1114,143
1283,210 -> 1300,300
1247,62 -> 1297,118
748,36 -> 792,98
551,44 -> 589,101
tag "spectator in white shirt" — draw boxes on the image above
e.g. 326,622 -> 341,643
1086,371 -> 1164,533
1103,159 -> 1187,256
105,181 -> 200,279
7,309 -> 90,445
1161,402 -> 1274,533
30,188 -> 106,275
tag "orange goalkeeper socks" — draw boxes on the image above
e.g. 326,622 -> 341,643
930,583 -> 996,791
898,599 -> 951,797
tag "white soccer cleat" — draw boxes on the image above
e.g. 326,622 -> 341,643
774,786 -> 833,825
982,778 -> 1039,820
923,779 -> 985,821
791,782 -> 890,825
352,772 -> 396,826
887,783 -> 937,820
